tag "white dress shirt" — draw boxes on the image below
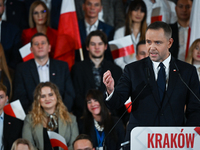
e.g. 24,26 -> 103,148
35,59 -> 50,82
178,23 -> 189,61
85,19 -> 99,35
0,112 -> 4,150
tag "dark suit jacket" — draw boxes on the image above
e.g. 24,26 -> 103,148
13,59 -> 75,113
169,22 -> 179,59
76,19 -> 114,62
105,57 -> 200,141
25,0 -> 62,29
1,21 -> 22,69
2,114 -> 24,150
5,0 -> 29,30
71,59 -> 122,118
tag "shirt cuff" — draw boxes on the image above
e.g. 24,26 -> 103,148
105,89 -> 114,101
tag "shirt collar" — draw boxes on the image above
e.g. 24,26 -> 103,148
152,53 -> 171,70
177,22 -> 189,29
35,59 -> 50,68
85,19 -> 99,29
0,111 -> 4,120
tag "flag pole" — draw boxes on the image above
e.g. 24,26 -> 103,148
79,48 -> 84,61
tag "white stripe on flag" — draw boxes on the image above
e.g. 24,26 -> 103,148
109,35 -> 133,51
10,100 -> 26,120
19,43 -> 31,58
61,0 -> 75,14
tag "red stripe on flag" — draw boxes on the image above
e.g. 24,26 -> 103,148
3,104 -> 16,118
125,102 -> 132,113
50,139 -> 68,150
151,15 -> 162,23
185,27 -> 191,60
111,45 -> 135,60
23,53 -> 34,62
54,11 -> 82,70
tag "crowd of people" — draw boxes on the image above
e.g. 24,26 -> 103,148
1,0 -> 200,150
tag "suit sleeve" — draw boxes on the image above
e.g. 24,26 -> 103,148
67,115 -> 79,150
63,64 -> 75,112
22,115 -> 38,150
105,65 -> 132,109
185,67 -> 200,125
12,65 -> 30,113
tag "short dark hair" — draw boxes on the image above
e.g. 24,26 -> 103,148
136,40 -> 146,55
30,33 -> 49,46
175,0 -> 193,5
84,0 -> 102,4
85,30 -> 107,47
146,21 -> 172,39
73,134 -> 93,148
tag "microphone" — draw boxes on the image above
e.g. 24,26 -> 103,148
102,67 -> 150,150
174,62 -> 200,102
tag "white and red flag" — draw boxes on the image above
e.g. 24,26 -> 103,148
54,0 -> 82,70
124,98 -> 132,113
3,100 -> 26,120
19,43 -> 34,62
47,131 -> 68,150
109,35 -> 135,60
151,7 -> 163,23
185,0 -> 200,59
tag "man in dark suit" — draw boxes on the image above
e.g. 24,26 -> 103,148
0,83 -> 23,150
25,0 -> 62,29
1,0 -> 22,69
13,33 -> 75,113
169,0 -> 192,60
3,0 -> 28,30
71,30 -> 122,118
103,21 -> 200,149
76,0 -> 114,62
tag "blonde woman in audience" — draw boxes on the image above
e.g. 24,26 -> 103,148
22,82 -> 78,150
114,0 -> 147,69
11,138 -> 34,150
186,38 -> 200,80
0,43 -> 13,101
22,1 -> 57,58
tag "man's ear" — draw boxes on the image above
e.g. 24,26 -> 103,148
104,44 -> 107,50
168,38 -> 173,49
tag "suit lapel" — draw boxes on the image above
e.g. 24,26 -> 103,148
30,60 -> 40,84
34,124 -> 44,149
58,117 -> 66,138
49,59 -> 56,83
162,57 -> 179,107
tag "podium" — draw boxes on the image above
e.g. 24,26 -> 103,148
130,127 -> 200,150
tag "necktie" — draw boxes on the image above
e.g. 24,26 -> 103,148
157,62 -> 166,101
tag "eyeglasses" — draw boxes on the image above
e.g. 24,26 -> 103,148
33,10 -> 47,16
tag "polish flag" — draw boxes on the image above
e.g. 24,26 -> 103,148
47,131 -> 68,150
124,98 -> 132,113
151,7 -> 162,23
54,0 -> 82,70
19,43 -> 34,62
109,35 -> 135,60
185,0 -> 200,59
3,100 -> 26,120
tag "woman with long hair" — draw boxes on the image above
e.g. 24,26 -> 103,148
22,82 -> 78,150
186,38 -> 200,80
78,89 -> 125,150
114,0 -> 147,69
0,43 -> 13,101
22,1 -> 57,58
